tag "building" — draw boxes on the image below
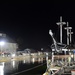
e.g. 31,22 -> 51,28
0,33 -> 18,54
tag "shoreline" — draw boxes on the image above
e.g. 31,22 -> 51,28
0,54 -> 45,62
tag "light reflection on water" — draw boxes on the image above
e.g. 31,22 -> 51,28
0,62 -> 4,75
22,57 -> 44,64
0,57 -> 45,75
12,61 -> 15,68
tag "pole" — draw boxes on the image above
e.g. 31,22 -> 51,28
60,24 -> 62,44
67,22 -> 69,45
56,16 -> 66,44
64,22 -> 69,45
52,52 -> 54,63
46,52 -> 48,69
60,16 -> 62,44
69,28 -> 73,45
70,29 -> 71,44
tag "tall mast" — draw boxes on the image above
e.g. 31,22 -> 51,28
69,27 -> 73,45
56,16 -> 66,44
64,22 -> 70,45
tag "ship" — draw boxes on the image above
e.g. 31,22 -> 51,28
43,16 -> 75,75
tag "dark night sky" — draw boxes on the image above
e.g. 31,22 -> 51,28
0,1 -> 75,50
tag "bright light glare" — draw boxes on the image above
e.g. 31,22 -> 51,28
71,55 -> 73,58
12,54 -> 15,57
0,41 -> 5,46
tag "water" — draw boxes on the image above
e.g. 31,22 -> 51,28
0,56 -> 46,75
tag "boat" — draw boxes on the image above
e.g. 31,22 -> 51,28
43,16 -> 75,75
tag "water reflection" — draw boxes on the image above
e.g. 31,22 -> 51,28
23,57 -> 31,64
31,58 -> 35,64
38,58 -> 43,63
23,60 -> 26,64
12,60 -> 15,68
0,57 -> 45,75
0,62 -> 4,75
23,57 -> 44,64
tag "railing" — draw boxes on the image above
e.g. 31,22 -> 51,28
43,52 -> 74,75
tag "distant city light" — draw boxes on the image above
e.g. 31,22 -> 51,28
41,48 -> 43,50
11,54 -> 16,57
0,41 -> 5,46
